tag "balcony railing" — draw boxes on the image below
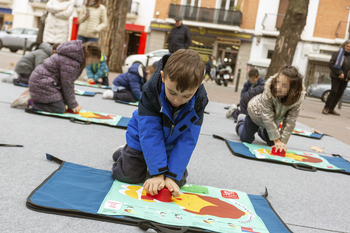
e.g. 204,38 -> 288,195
169,4 -> 242,26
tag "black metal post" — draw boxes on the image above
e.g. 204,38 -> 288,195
23,38 -> 27,56
146,55 -> 150,66
235,69 -> 241,92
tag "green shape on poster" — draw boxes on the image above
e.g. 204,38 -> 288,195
181,184 -> 209,194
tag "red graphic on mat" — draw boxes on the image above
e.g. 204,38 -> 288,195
181,193 -> 246,219
220,190 -> 239,199
241,227 -> 260,232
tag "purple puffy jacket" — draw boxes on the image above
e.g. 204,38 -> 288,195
29,40 -> 84,109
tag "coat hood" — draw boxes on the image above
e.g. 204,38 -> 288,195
38,42 -> 53,57
128,62 -> 145,80
56,40 -> 84,65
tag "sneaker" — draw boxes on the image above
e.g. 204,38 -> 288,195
11,88 -> 31,108
226,104 -> 237,118
328,109 -> 340,116
102,90 -> 114,99
112,145 -> 124,162
322,107 -> 329,115
235,113 -> 246,135
237,113 -> 246,123
2,71 -> 18,83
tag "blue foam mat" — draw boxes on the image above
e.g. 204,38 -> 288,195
225,139 -> 350,174
27,160 -> 291,233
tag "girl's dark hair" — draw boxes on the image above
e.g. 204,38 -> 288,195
85,0 -> 100,7
81,41 -> 101,68
270,65 -> 303,106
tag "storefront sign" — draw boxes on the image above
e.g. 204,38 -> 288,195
150,21 -> 253,41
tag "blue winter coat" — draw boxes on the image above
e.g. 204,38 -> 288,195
241,77 -> 265,98
86,53 -> 109,81
125,55 -> 209,181
113,63 -> 145,100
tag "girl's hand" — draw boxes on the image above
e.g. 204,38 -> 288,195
98,78 -> 103,83
339,73 -> 344,79
72,105 -> 81,113
143,174 -> 165,196
272,139 -> 287,152
165,177 -> 181,197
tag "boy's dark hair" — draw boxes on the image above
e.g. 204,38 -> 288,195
81,41 -> 102,68
163,49 -> 205,92
248,68 -> 259,78
271,65 -> 303,106
146,64 -> 157,76
52,43 -> 60,51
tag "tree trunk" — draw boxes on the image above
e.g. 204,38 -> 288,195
265,0 -> 309,78
35,12 -> 48,45
99,0 -> 129,73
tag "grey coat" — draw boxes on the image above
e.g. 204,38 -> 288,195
247,74 -> 305,144
29,40 -> 83,109
15,43 -> 52,74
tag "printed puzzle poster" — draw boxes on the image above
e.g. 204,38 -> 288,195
98,182 -> 269,233
37,110 -> 122,126
243,143 -> 343,171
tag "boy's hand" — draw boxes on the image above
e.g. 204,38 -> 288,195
143,174 -> 165,196
72,105 -> 81,113
165,177 -> 180,198
88,78 -> 94,83
272,139 -> 287,152
98,78 -> 103,83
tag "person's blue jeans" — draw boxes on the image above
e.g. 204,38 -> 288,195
77,35 -> 98,43
236,114 -> 274,146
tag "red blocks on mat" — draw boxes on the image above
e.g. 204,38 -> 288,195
88,81 -> 96,85
271,148 -> 286,157
147,188 -> 172,202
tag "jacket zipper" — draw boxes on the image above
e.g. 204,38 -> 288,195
170,124 -> 175,135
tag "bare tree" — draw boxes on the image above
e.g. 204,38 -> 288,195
99,0 -> 129,73
265,0 -> 310,78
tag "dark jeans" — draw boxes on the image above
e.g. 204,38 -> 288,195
206,69 -> 213,80
113,89 -> 138,103
32,100 -> 66,113
95,76 -> 109,86
77,35 -> 98,43
236,114 -> 274,146
13,73 -> 31,85
325,78 -> 348,110
112,144 -> 188,187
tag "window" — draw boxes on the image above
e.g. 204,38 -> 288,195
24,29 -> 37,35
153,51 -> 169,57
8,28 -> 23,34
267,50 -> 274,59
220,0 -> 235,10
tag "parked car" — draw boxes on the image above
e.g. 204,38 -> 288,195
0,28 -> 38,53
307,83 -> 350,103
124,49 -> 169,69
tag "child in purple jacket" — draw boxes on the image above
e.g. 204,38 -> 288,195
28,41 -> 102,113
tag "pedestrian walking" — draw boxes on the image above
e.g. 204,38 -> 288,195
77,0 -> 108,43
167,16 -> 191,53
322,40 -> 350,116
43,0 -> 74,44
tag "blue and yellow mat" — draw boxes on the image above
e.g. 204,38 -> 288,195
27,155 -> 292,233
25,108 -> 130,129
214,135 -> 350,175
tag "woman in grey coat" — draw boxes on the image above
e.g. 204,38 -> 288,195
236,65 -> 305,152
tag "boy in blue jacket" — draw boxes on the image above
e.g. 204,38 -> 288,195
102,63 -> 156,102
86,52 -> 109,86
111,49 -> 208,197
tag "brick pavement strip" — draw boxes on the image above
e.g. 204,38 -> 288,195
1,51 -> 349,145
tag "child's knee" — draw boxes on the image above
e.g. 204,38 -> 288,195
111,162 -> 146,184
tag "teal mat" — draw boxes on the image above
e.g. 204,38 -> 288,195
74,80 -> 111,89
